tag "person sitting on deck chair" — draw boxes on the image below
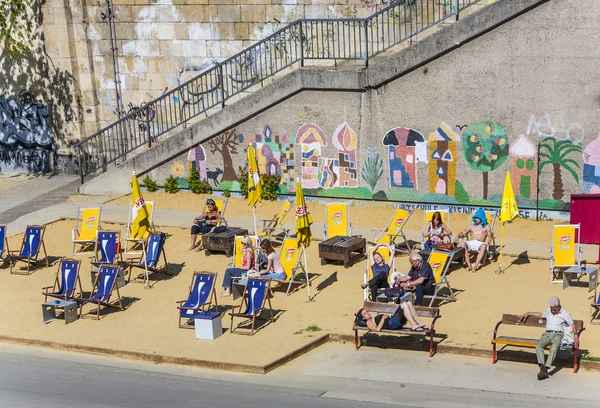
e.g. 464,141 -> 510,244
397,252 -> 435,306
219,235 -> 255,297
361,244 -> 394,301
519,297 -> 579,381
355,301 -> 426,332
455,208 -> 491,272
189,199 -> 222,251
423,211 -> 452,250
257,239 -> 286,297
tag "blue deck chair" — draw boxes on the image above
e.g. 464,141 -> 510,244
177,271 -> 218,329
42,258 -> 83,302
0,224 -> 9,265
9,225 -> 49,275
78,265 -> 123,320
229,277 -> 275,336
125,232 -> 169,282
92,231 -> 122,266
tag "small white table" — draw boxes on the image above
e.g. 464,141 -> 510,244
42,300 -> 78,324
194,312 -> 223,340
563,266 -> 598,292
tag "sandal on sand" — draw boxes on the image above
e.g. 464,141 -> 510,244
411,326 -> 425,332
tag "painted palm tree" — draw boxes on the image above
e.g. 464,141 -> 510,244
539,137 -> 582,200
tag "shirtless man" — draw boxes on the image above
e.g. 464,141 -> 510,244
455,209 -> 491,271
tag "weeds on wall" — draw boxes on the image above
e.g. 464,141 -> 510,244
223,190 -> 231,198
142,175 -> 159,192
187,167 -> 212,194
164,175 -> 180,194
262,174 -> 281,201
238,166 -> 249,198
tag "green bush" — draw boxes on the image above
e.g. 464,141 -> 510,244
187,167 -> 212,194
164,175 -> 180,194
238,166 -> 249,198
223,190 -> 231,198
142,175 -> 159,192
262,174 -> 281,201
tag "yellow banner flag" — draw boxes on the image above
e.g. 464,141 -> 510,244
247,145 -> 263,208
295,180 -> 313,248
499,171 -> 520,223
131,172 -> 152,239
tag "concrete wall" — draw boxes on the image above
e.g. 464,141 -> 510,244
137,0 -> 600,212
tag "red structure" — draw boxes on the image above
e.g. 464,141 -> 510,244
570,194 -> 600,263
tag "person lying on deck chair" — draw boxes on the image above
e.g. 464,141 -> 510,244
355,302 -> 426,332
189,199 -> 221,251
519,297 -> 579,381
455,208 -> 491,272
396,252 -> 435,306
361,243 -> 394,301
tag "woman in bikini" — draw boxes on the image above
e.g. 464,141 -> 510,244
189,199 -> 221,251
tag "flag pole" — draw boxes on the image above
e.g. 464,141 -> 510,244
252,205 -> 258,235
303,244 -> 312,302
497,222 -> 505,274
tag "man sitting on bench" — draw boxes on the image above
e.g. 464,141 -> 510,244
456,208 -> 491,272
397,252 -> 435,306
519,297 -> 579,381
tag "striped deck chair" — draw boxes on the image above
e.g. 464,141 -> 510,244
550,224 -> 581,284
324,202 -> 352,240
374,208 -> 413,253
72,207 -> 102,255
92,231 -> 122,267
42,258 -> 83,302
229,277 -> 275,336
258,199 -> 292,242
177,271 -> 218,329
423,250 -> 455,307
78,265 -> 123,320
0,224 -> 9,265
9,225 -> 49,275
271,237 -> 308,298
125,232 -> 169,282
124,201 -> 154,254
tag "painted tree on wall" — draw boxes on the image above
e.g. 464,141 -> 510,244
206,130 -> 239,182
539,137 -> 582,200
461,121 -> 509,200
361,146 -> 383,193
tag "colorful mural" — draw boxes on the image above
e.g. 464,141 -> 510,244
361,146 -> 383,194
297,123 -> 327,188
428,122 -> 460,196
582,133 -> 600,194
331,122 -> 358,188
509,134 -> 536,199
462,121 -> 509,199
206,130 -> 239,182
382,127 -> 426,189
539,137 -> 582,201
187,145 -> 207,181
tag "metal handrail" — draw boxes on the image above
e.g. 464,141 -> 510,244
75,0 -> 482,182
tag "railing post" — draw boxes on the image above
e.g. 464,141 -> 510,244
77,145 -> 84,184
363,19 -> 369,68
146,105 -> 152,148
456,0 -> 460,20
218,64 -> 226,108
299,22 -> 304,67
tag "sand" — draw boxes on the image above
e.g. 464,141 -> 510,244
1,196 -> 598,368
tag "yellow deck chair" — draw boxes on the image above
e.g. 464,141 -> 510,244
124,201 -> 155,254
324,202 -> 351,240
259,199 -> 292,242
374,208 -> 413,253
467,210 -> 498,261
230,235 -> 260,268
364,245 -> 396,300
421,209 -> 450,247
550,224 -> 581,284
72,207 -> 102,255
205,197 -> 229,227
273,237 -> 309,297
423,249 -> 455,307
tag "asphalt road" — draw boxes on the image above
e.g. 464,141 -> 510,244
1,344 -> 599,408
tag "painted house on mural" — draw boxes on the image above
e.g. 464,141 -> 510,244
428,123 -> 460,196
382,127 -> 426,189
582,134 -> 600,194
297,124 -> 327,189
187,146 -> 207,181
509,134 -> 537,199
331,123 -> 358,188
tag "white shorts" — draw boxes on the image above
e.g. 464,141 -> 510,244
466,240 -> 486,252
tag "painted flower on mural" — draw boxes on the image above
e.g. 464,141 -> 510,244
539,137 -> 582,200
462,121 -> 509,199
171,161 -> 185,177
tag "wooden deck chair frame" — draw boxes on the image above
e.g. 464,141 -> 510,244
272,237 -> 308,297
177,271 -> 218,329
9,224 -> 49,275
72,207 -> 102,255
79,265 -> 124,320
125,232 -> 170,282
0,224 -> 9,265
423,250 -> 455,307
550,224 -> 581,284
374,208 -> 413,253
229,277 -> 275,336
92,230 -> 123,266
421,209 -> 451,247
467,210 -> 498,262
324,202 -> 351,240
591,283 -> 600,325
42,258 -> 83,302
124,201 -> 155,254
259,199 -> 292,242
229,235 -> 260,268
364,245 -> 397,301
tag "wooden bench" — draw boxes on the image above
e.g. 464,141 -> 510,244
319,235 -> 366,268
353,301 -> 441,357
491,313 -> 585,373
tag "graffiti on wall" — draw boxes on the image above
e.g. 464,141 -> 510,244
539,137 -> 581,201
383,127 -> 426,189
429,122 -> 460,196
582,133 -> 600,194
462,121 -> 509,200
0,90 -> 54,172
527,113 -> 584,144
509,134 -> 537,199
